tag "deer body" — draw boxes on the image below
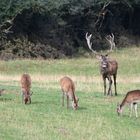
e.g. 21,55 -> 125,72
85,32 -> 118,96
100,55 -> 118,96
117,90 -> 140,117
20,74 -> 32,104
60,76 -> 78,110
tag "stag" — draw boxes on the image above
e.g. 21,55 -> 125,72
85,32 -> 118,96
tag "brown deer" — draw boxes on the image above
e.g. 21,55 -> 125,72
117,90 -> 140,117
20,74 -> 32,104
60,76 -> 79,110
85,32 -> 118,96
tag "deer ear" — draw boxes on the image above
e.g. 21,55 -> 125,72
105,54 -> 108,57
96,55 -> 102,60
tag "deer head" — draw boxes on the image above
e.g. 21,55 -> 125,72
117,103 -> 122,116
86,32 -> 110,70
72,96 -> 79,110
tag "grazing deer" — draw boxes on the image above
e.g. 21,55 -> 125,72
85,32 -> 118,96
60,76 -> 79,110
117,90 -> 140,117
20,74 -> 32,104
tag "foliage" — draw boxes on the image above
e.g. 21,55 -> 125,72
0,0 -> 140,59
0,0 -> 140,24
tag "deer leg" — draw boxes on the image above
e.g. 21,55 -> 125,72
134,103 -> 138,118
25,98 -> 28,104
21,92 -> 24,104
107,76 -> 112,96
67,95 -> 69,109
129,103 -> 133,117
29,96 -> 31,104
62,93 -> 64,107
113,74 -> 117,96
103,76 -> 106,96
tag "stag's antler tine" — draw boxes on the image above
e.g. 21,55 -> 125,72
105,36 -> 110,42
105,35 -> 112,52
105,33 -> 116,52
85,32 -> 98,55
102,1 -> 111,10
111,33 -> 114,41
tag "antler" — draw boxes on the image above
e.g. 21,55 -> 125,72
102,1 -> 111,10
105,33 -> 115,51
85,32 -> 98,55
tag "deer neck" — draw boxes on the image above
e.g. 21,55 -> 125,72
69,90 -> 77,104
100,60 -> 109,74
120,98 -> 127,109
71,93 -> 76,104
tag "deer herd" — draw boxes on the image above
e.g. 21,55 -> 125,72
85,32 -> 140,118
0,32 -> 140,118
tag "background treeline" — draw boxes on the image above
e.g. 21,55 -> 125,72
0,0 -> 140,59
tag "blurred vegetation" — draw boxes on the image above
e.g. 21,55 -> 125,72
0,0 -> 140,59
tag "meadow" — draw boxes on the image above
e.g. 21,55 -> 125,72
0,47 -> 140,140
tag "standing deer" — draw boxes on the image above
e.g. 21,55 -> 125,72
20,74 -> 32,104
117,90 -> 140,117
85,32 -> 118,96
60,76 -> 79,110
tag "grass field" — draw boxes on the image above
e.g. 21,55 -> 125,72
0,47 -> 140,140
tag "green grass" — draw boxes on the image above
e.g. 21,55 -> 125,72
0,47 -> 140,140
